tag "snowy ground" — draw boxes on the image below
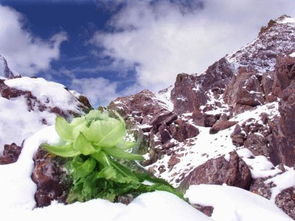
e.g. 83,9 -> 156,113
0,125 -> 293,221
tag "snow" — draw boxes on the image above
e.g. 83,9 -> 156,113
226,16 -> 295,73
156,86 -> 174,111
237,148 -> 281,178
0,126 -> 212,220
5,77 -> 82,112
0,77 -> 86,152
231,102 -> 279,122
277,17 -> 295,25
147,100 -> 283,187
186,184 -> 293,221
0,96 -> 56,152
265,168 -> 295,201
148,126 -> 236,187
0,126 -> 60,210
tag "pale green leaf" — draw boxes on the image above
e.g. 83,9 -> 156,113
72,157 -> 96,178
42,143 -> 79,157
103,147 -> 144,160
84,118 -> 126,147
73,133 -> 97,155
55,116 -> 73,141
72,121 -> 88,139
85,110 -> 108,121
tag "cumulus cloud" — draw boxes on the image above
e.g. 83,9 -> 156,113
91,0 -> 295,92
71,77 -> 119,107
0,5 -> 67,76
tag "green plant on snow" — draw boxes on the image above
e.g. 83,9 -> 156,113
43,110 -> 182,203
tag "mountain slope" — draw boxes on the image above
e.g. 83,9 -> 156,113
109,15 -> 295,219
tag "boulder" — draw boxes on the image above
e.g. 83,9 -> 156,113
209,120 -> 237,134
31,148 -> 69,207
275,187 -> 295,220
180,151 -> 252,190
224,69 -> 264,113
0,143 -> 22,164
171,73 -> 207,114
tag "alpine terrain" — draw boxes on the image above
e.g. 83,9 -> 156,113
0,15 -> 295,221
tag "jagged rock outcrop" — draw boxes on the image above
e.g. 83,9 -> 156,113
108,16 -> 295,219
180,151 -> 252,190
0,55 -> 15,79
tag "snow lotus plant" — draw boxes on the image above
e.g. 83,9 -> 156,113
43,110 -> 182,203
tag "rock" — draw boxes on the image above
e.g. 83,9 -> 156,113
192,112 -> 221,127
0,55 -> 15,78
0,76 -> 91,162
168,154 -> 180,169
250,178 -> 272,200
180,152 -> 252,190
200,57 -> 234,90
272,56 -> 295,97
244,133 -> 270,157
265,56 -> 295,166
209,120 -> 237,134
171,73 -> 206,114
0,143 -> 22,164
224,69 -> 264,113
275,187 -> 295,220
169,119 -> 199,142
31,148 -> 69,207
109,90 -> 165,123
230,117 -> 273,159
192,204 -> 214,217
250,176 -> 295,220
261,72 -> 276,102
230,125 -> 246,146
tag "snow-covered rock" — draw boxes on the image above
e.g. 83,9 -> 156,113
0,76 -> 91,157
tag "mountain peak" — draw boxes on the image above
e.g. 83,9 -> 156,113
0,55 -> 15,79
226,15 -> 295,74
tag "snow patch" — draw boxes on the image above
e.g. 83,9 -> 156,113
0,96 -> 56,152
156,86 -> 174,111
265,168 -> 295,201
5,77 -> 82,113
148,126 -> 236,187
186,184 -> 293,221
237,148 -> 281,178
277,17 -> 295,25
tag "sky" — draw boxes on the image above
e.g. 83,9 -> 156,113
0,0 -> 295,107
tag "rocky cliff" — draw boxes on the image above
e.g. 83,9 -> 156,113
109,15 -> 295,219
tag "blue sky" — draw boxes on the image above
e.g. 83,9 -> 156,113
0,0 -> 295,107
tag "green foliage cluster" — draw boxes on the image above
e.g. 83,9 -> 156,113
43,110 -> 182,203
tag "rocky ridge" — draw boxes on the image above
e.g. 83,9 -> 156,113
109,16 -> 295,219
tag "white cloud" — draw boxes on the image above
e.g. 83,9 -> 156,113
92,0 -> 295,92
0,5 -> 67,76
70,77 -> 119,107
